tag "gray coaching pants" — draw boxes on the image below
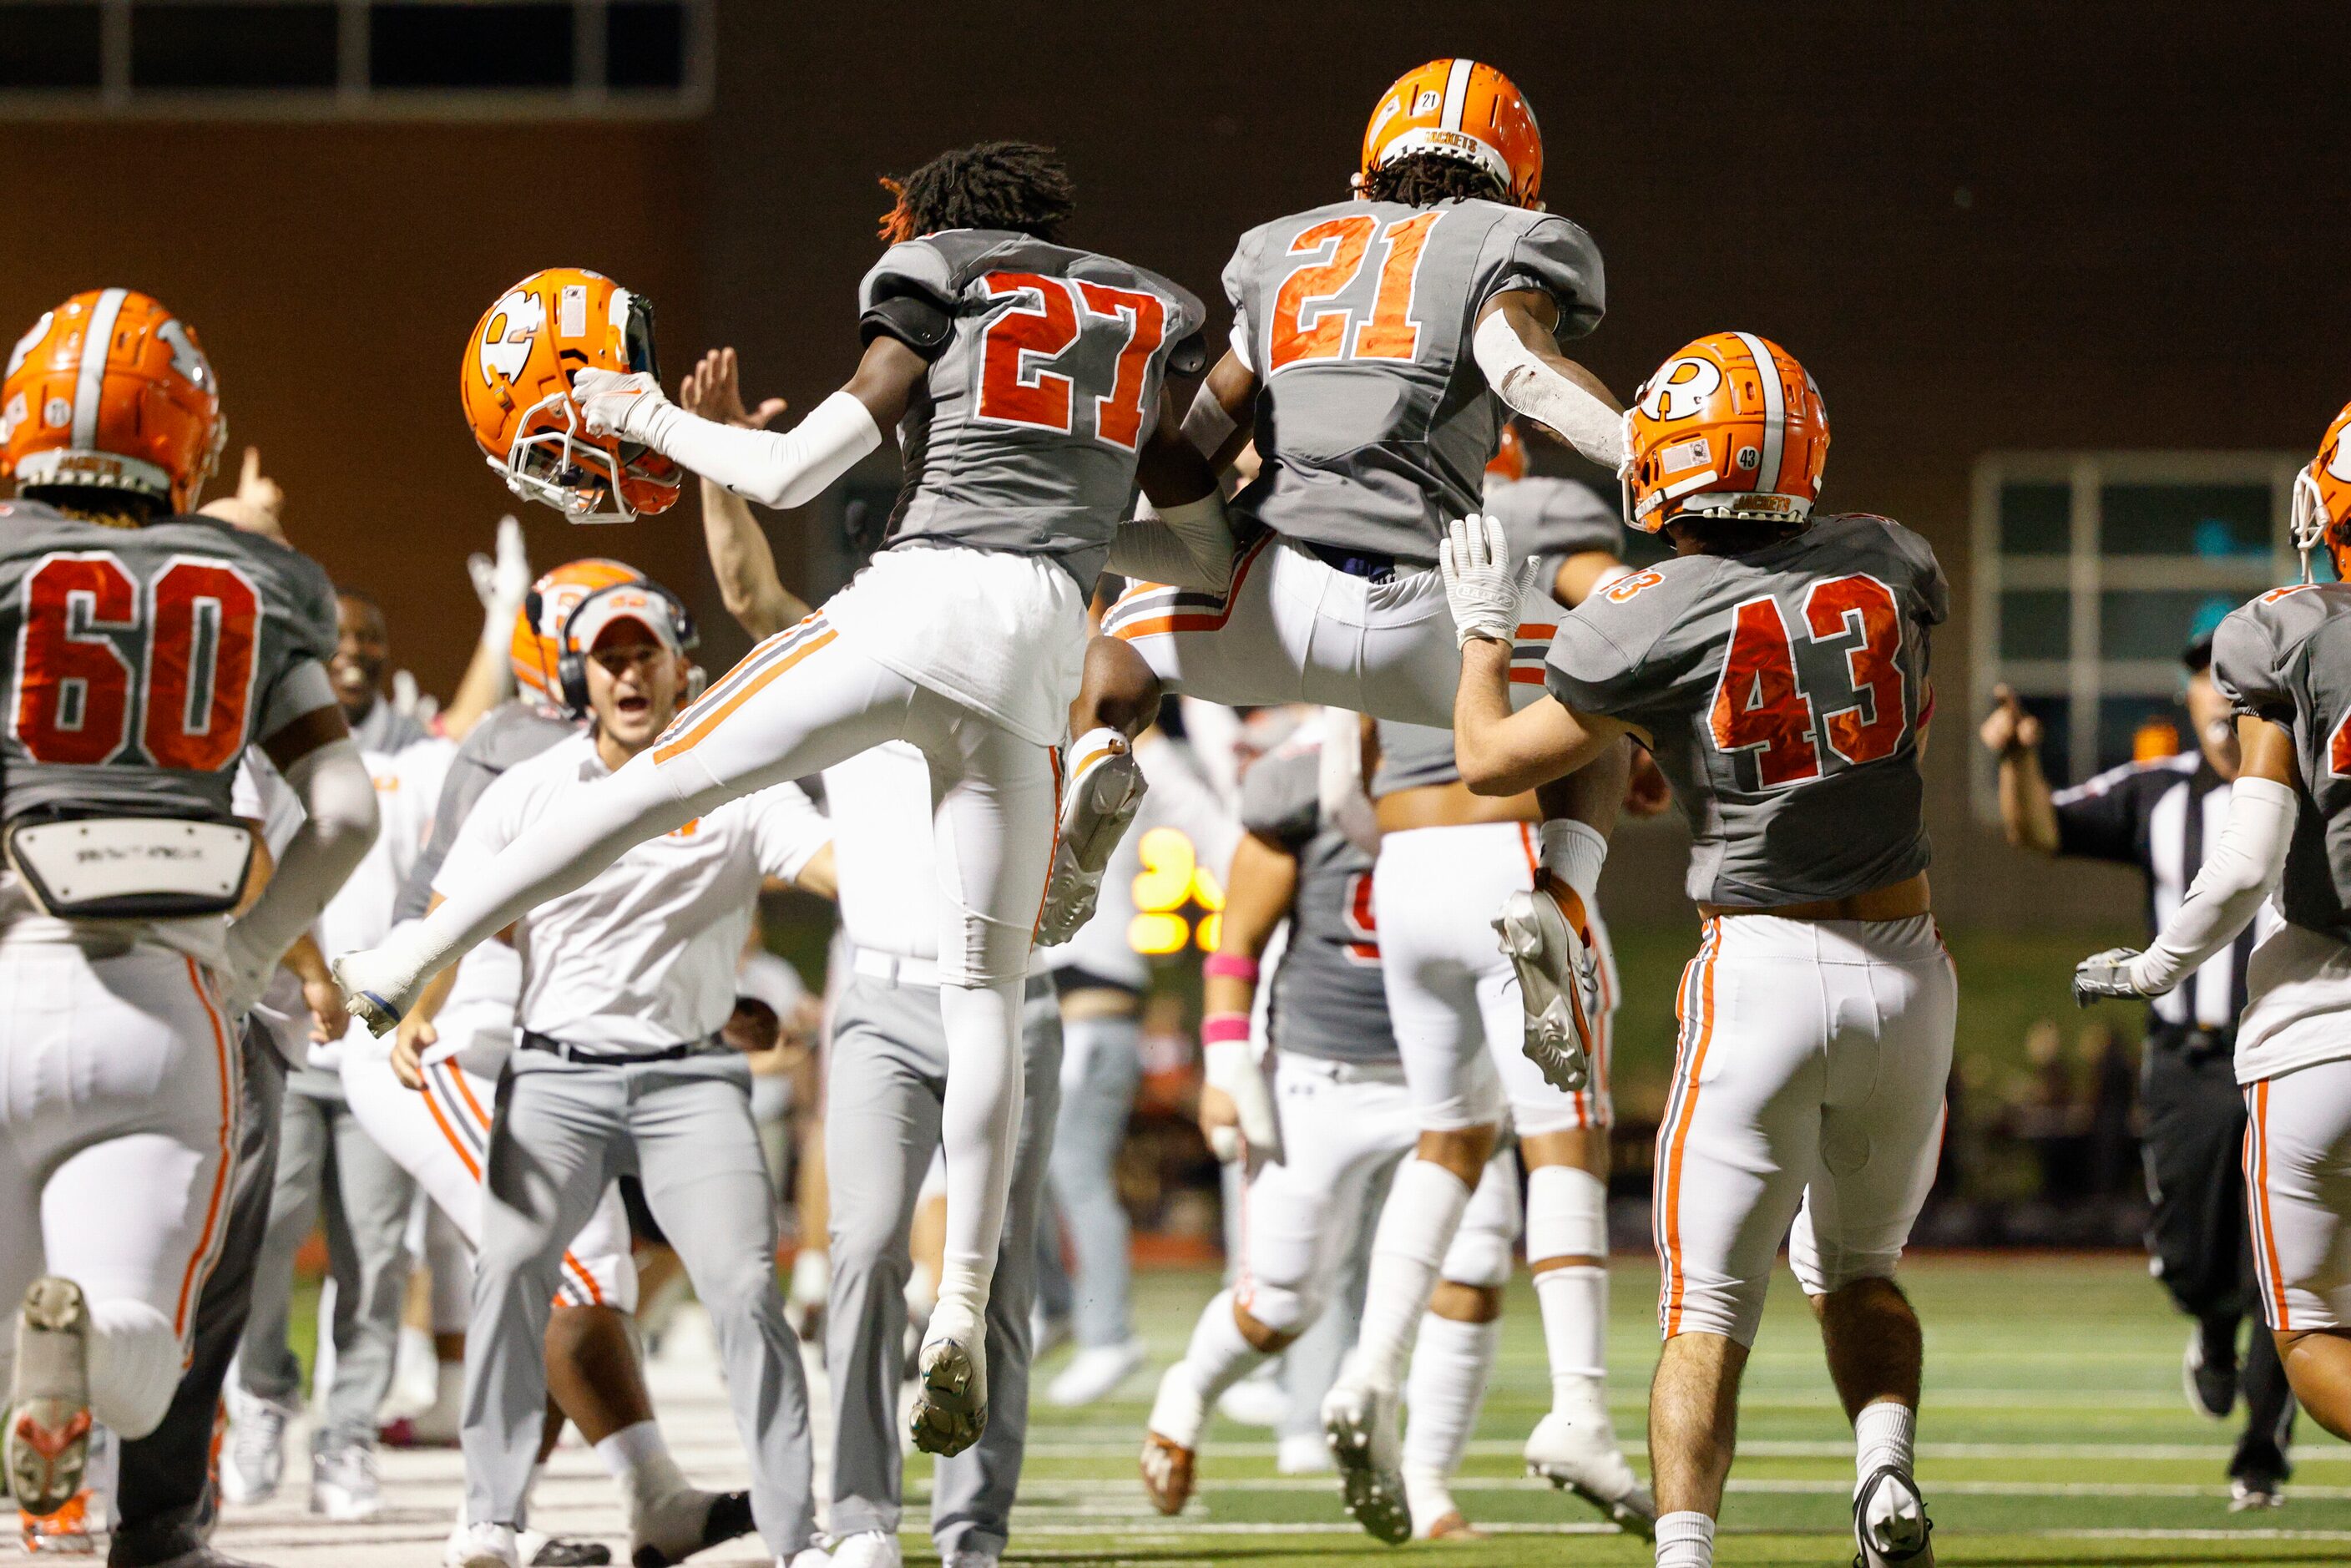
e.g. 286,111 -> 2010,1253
466,1046 -> 814,1555
825,972 -> 1062,1560
237,1064 -> 415,1448
1046,1012 -> 1140,1349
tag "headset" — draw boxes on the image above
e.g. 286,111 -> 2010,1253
549,577 -> 702,718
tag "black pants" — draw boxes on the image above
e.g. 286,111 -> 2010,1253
2141,1026 -> 2297,1479
109,1025 -> 287,1566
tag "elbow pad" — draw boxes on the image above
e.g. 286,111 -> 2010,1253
859,292 -> 956,361
1472,312 -> 1627,471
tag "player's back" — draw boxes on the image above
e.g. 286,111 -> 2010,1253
1224,196 -> 1602,567
2212,583 -> 2351,943
0,498 -> 337,941
861,229 -> 1206,587
1241,739 -> 1394,1062
1545,513 -> 1949,908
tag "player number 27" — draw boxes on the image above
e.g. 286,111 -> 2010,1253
1268,210 -> 1440,372
975,271 -> 1166,450
1711,574 -> 1907,788
12,550 -> 260,772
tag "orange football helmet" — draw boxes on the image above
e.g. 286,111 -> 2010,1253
2,289 -> 225,514
1620,333 -> 1830,533
462,268 -> 679,525
1487,421 -> 1529,482
1361,58 -> 1543,208
2291,400 -> 2351,581
512,558 -> 644,709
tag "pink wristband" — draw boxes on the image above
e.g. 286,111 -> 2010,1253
1200,1012 -> 1251,1045
1203,953 -> 1260,983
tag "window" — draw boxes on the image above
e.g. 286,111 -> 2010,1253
1971,451 -> 2309,817
0,0 -> 710,116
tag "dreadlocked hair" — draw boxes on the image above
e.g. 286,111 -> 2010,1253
877,141 -> 1077,245
1361,149 -> 1507,208
1665,513 -> 1810,558
23,485 -> 164,529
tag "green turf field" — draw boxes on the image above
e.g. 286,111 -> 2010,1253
985,1254 -> 2351,1566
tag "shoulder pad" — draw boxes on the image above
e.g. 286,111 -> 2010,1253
859,292 -> 956,361
1166,328 -> 1208,378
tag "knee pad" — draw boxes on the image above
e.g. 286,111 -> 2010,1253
1438,1227 -> 1513,1292
1238,1279 -> 1315,1338
1525,1165 -> 1607,1262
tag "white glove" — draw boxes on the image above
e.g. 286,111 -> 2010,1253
571,368 -> 672,444
2072,947 -> 2149,1006
1439,513 -> 1533,649
1203,1037 -> 1282,1172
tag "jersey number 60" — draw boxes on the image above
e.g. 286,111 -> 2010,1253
12,550 -> 260,772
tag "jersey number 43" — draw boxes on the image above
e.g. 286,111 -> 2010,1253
1710,574 -> 1908,789
11,550 -> 260,772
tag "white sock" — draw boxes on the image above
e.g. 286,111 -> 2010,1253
936,980 -> 1025,1326
1402,1313 -> 1499,1475
1526,1164 -> 1610,1401
1539,819 -> 1607,902
1654,1510 -> 1715,1567
594,1419 -> 691,1510
1147,1290 -> 1266,1449
1346,1160 -> 1474,1393
1854,1399 -> 1917,1481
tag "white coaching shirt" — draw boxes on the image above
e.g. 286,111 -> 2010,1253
437,732 -> 828,1053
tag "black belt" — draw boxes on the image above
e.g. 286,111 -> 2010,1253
519,1030 -> 717,1065
1302,541 -> 1401,582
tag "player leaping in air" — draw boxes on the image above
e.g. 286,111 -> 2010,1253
1445,334 -> 1953,1568
332,144 -> 1235,1459
2075,399 -> 2351,1455
1045,58 -> 1642,1535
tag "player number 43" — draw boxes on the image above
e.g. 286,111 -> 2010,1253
1711,574 -> 1908,787
12,550 -> 260,772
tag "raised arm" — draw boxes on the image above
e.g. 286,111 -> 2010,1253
1980,685 -> 2061,855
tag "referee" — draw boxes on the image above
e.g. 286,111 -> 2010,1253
1983,623 -> 2296,1509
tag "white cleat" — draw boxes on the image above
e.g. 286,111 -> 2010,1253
1319,1380 -> 1410,1545
220,1383 -> 296,1505
447,1522 -> 521,1568
1047,1338 -> 1145,1408
308,1434 -> 382,1521
1492,878 -> 1599,1093
825,1531 -> 901,1568
1524,1409 -> 1656,1539
5,1278 -> 92,1520
1275,1433 -> 1332,1475
908,1307 -> 988,1458
1035,731 -> 1146,945
1853,1464 -> 1935,1566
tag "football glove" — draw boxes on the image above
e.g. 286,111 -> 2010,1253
1439,513 -> 1533,649
2071,947 -> 2146,1007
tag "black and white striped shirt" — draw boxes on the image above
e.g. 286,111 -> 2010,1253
2052,752 -> 2275,1032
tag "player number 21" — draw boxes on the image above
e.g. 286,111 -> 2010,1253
1268,210 -> 1440,373
1711,574 -> 1908,788
974,271 -> 1166,450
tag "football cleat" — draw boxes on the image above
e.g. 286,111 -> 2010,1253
1852,1464 -> 1934,1567
307,1434 -> 381,1521
19,1489 -> 94,1555
518,1532 -> 612,1567
1138,1431 -> 1196,1516
908,1310 -> 988,1458
1493,876 -> 1599,1093
1320,1380 -> 1410,1545
219,1385 -> 294,1505
2182,1324 -> 2237,1421
1035,731 -> 1146,946
1047,1338 -> 1145,1408
629,1488 -> 752,1568
6,1278 -> 93,1520
1524,1409 -> 1655,1538
447,1521 -> 521,1568
2230,1473 -> 2286,1511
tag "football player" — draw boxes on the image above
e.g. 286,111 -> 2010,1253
2075,399 -> 2351,1449
0,291 -> 381,1520
337,560 -> 759,1568
336,147 -> 1234,1455
1446,334 -> 1951,1568
1140,716 -> 1519,1541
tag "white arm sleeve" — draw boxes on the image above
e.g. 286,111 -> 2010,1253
1178,381 -> 1238,459
1471,311 -> 1626,470
2130,774 -> 2297,994
225,737 -> 380,981
635,389 -> 882,512
1104,493 -> 1235,593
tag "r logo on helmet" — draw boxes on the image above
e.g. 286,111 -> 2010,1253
478,290 -> 545,390
1640,358 -> 1723,422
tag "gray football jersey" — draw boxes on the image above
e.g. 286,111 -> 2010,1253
2212,584 -> 2351,942
1485,473 -> 1624,590
394,700 -> 579,921
0,498 -> 338,824
1369,720 -> 1460,797
1240,741 -> 1396,1065
1224,197 -> 1604,566
860,229 -> 1207,586
1545,514 -> 1949,908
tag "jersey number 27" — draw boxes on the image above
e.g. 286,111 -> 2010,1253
974,271 -> 1166,450
1711,574 -> 1907,788
12,550 -> 260,772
